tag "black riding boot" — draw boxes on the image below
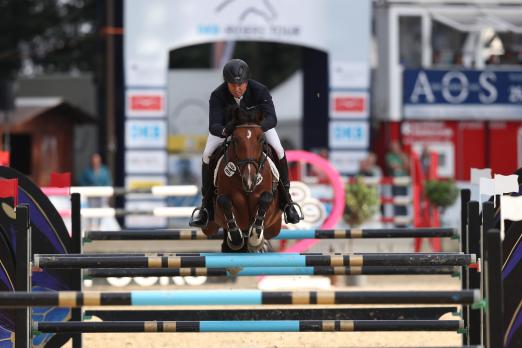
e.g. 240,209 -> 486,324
189,162 -> 213,227
277,155 -> 303,224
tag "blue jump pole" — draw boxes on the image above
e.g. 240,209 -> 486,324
0,290 -> 480,307
84,227 -> 458,241
34,320 -> 464,333
33,253 -> 476,269
84,265 -> 458,278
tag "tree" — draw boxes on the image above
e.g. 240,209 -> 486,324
0,0 -> 97,79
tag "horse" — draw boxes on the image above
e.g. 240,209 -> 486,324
202,107 -> 282,252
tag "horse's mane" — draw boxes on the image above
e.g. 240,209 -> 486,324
226,105 -> 264,126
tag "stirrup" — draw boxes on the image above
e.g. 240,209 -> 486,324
283,202 -> 304,224
189,207 -> 209,228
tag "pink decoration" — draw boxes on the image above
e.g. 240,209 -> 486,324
283,150 -> 345,253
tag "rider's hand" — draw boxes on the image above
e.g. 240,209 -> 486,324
222,121 -> 235,137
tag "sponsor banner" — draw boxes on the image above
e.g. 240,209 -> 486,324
127,59 -> 168,87
329,150 -> 368,174
124,199 -> 167,229
125,175 -> 167,190
125,150 -> 168,174
401,121 -> 453,143
403,69 -> 522,119
125,175 -> 168,200
124,0 -> 371,87
330,91 -> 368,118
168,135 -> 208,153
330,61 -> 369,89
329,121 -> 369,149
126,89 -> 166,117
125,120 -> 167,148
401,121 -> 456,178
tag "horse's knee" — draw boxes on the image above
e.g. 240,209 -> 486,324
217,194 -> 232,211
259,192 -> 273,206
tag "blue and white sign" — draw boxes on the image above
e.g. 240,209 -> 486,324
329,121 -> 369,149
125,150 -> 168,174
125,120 -> 167,148
403,69 -> 522,119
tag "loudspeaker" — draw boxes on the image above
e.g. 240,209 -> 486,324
0,80 -> 15,111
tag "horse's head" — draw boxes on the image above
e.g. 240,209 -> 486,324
228,107 -> 266,193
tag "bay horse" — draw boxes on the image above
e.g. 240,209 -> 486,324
202,107 -> 282,252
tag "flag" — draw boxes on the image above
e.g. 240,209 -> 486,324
494,174 -> 519,195
471,168 -> 491,185
0,151 -> 9,166
50,172 -> 71,194
50,172 -> 71,187
500,195 -> 522,240
479,177 -> 495,198
0,178 -> 18,206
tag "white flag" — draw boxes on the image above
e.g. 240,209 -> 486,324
500,195 -> 522,240
471,168 -> 491,185
494,174 -> 519,195
479,178 -> 495,197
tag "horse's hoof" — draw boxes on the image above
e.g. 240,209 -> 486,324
249,239 -> 271,253
226,228 -> 244,251
247,225 -> 264,252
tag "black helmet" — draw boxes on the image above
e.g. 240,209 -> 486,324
223,59 -> 249,84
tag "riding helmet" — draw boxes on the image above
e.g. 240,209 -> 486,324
223,59 -> 249,84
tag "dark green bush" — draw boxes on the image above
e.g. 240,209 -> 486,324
424,179 -> 459,209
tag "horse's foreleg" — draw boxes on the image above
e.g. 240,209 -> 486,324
216,194 -> 244,251
247,191 -> 273,251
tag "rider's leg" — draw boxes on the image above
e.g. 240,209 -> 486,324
264,129 -> 302,224
189,133 -> 224,227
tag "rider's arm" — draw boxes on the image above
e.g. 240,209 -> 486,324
209,92 -> 228,138
258,87 -> 277,131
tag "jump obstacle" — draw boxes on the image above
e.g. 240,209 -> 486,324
0,290 -> 479,307
83,265 -> 458,277
32,252 -> 475,269
0,180 -> 515,348
33,320 -> 464,333
84,227 -> 458,241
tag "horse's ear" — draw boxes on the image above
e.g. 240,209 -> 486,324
225,105 -> 240,123
255,110 -> 265,124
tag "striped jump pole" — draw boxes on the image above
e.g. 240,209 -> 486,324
0,290 -> 480,307
84,265 -> 459,278
33,320 -> 465,333
33,253 -> 477,269
84,227 -> 458,241
36,251 -> 467,257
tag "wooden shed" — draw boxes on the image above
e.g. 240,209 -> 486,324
0,97 -> 96,186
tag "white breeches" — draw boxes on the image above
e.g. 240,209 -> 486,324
202,128 -> 285,164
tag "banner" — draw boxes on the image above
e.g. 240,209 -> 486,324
403,69 -> 522,119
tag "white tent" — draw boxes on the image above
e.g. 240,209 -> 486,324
270,70 -> 303,122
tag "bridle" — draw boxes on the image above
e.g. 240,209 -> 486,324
224,124 -> 268,190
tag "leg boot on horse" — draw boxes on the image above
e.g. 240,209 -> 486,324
277,155 -> 303,224
247,191 -> 273,252
217,194 -> 245,251
189,162 -> 214,228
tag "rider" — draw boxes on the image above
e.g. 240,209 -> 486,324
189,58 -> 302,227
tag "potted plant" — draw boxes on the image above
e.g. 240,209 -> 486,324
344,177 -> 380,227
424,179 -> 459,210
